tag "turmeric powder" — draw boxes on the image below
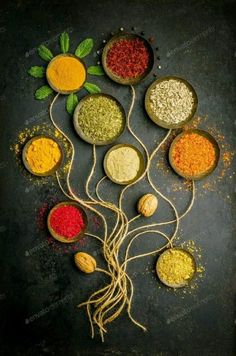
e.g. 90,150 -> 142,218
25,137 -> 62,174
46,55 -> 86,92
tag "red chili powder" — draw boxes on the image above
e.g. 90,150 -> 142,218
106,38 -> 150,78
49,205 -> 85,239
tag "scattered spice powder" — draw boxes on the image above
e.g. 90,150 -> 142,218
49,205 -> 85,240
171,132 -> 217,177
76,96 -> 124,144
47,56 -> 86,92
25,137 -> 62,174
106,38 -> 150,78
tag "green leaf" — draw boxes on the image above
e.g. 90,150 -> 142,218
28,66 -> 45,78
84,82 -> 101,94
35,85 -> 53,100
66,93 -> 78,115
38,45 -> 53,61
75,38 -> 93,58
87,65 -> 104,76
60,32 -> 70,53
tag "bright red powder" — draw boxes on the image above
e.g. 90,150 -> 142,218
106,38 -> 150,79
49,205 -> 85,239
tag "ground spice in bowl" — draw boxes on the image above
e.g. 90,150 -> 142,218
102,33 -> 154,85
73,94 -> 126,145
145,77 -> 197,129
46,54 -> 86,94
169,129 -> 220,180
104,144 -> 145,185
22,135 -> 62,176
156,248 -> 196,288
48,202 -> 87,243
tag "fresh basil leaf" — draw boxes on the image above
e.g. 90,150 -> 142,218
38,45 -> 53,61
84,82 -> 101,94
75,38 -> 93,58
66,93 -> 78,115
87,65 -> 104,76
35,85 -> 53,100
28,66 -> 45,78
60,32 -> 70,53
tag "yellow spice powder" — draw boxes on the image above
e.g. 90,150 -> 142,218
157,249 -> 195,286
25,137 -> 61,174
47,56 -> 86,91
106,146 -> 141,183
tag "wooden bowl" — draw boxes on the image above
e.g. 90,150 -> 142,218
156,247 -> 197,288
46,54 -> 87,94
169,129 -> 220,180
145,76 -> 198,129
47,201 -> 88,243
102,33 -> 154,85
73,93 -> 126,145
22,135 -> 63,177
103,143 -> 145,185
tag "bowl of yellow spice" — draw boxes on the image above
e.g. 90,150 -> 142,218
22,135 -> 63,176
46,54 -> 87,94
156,248 -> 196,288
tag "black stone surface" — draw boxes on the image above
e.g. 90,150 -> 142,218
0,1 -> 235,355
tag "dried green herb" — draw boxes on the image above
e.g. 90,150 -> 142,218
35,85 -> 53,100
28,66 -> 45,78
76,96 -> 124,143
75,38 -> 93,58
60,32 -> 70,53
38,45 -> 53,61
66,93 -> 79,115
84,82 -> 101,94
87,65 -> 104,76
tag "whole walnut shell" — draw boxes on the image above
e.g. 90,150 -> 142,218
74,252 -> 97,273
137,193 -> 158,217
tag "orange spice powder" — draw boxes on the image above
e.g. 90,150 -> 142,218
172,132 -> 216,177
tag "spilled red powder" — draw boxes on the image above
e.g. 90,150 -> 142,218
107,38 -> 150,78
49,205 -> 85,239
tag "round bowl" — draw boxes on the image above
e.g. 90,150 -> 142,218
46,54 -> 87,94
102,33 -> 154,85
145,76 -> 198,129
104,143 -> 145,185
22,135 -> 63,177
169,129 -> 220,180
156,247 -> 197,288
47,201 -> 88,243
73,93 -> 126,145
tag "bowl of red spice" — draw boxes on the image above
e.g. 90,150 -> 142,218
47,202 -> 88,243
102,33 -> 154,85
169,129 -> 220,180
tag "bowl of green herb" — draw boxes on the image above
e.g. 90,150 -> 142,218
73,93 -> 126,145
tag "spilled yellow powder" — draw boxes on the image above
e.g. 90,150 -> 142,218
25,137 -> 61,174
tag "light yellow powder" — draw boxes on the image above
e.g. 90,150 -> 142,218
157,249 -> 195,286
106,146 -> 141,183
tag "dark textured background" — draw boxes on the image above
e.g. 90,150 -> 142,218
0,0 -> 235,355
